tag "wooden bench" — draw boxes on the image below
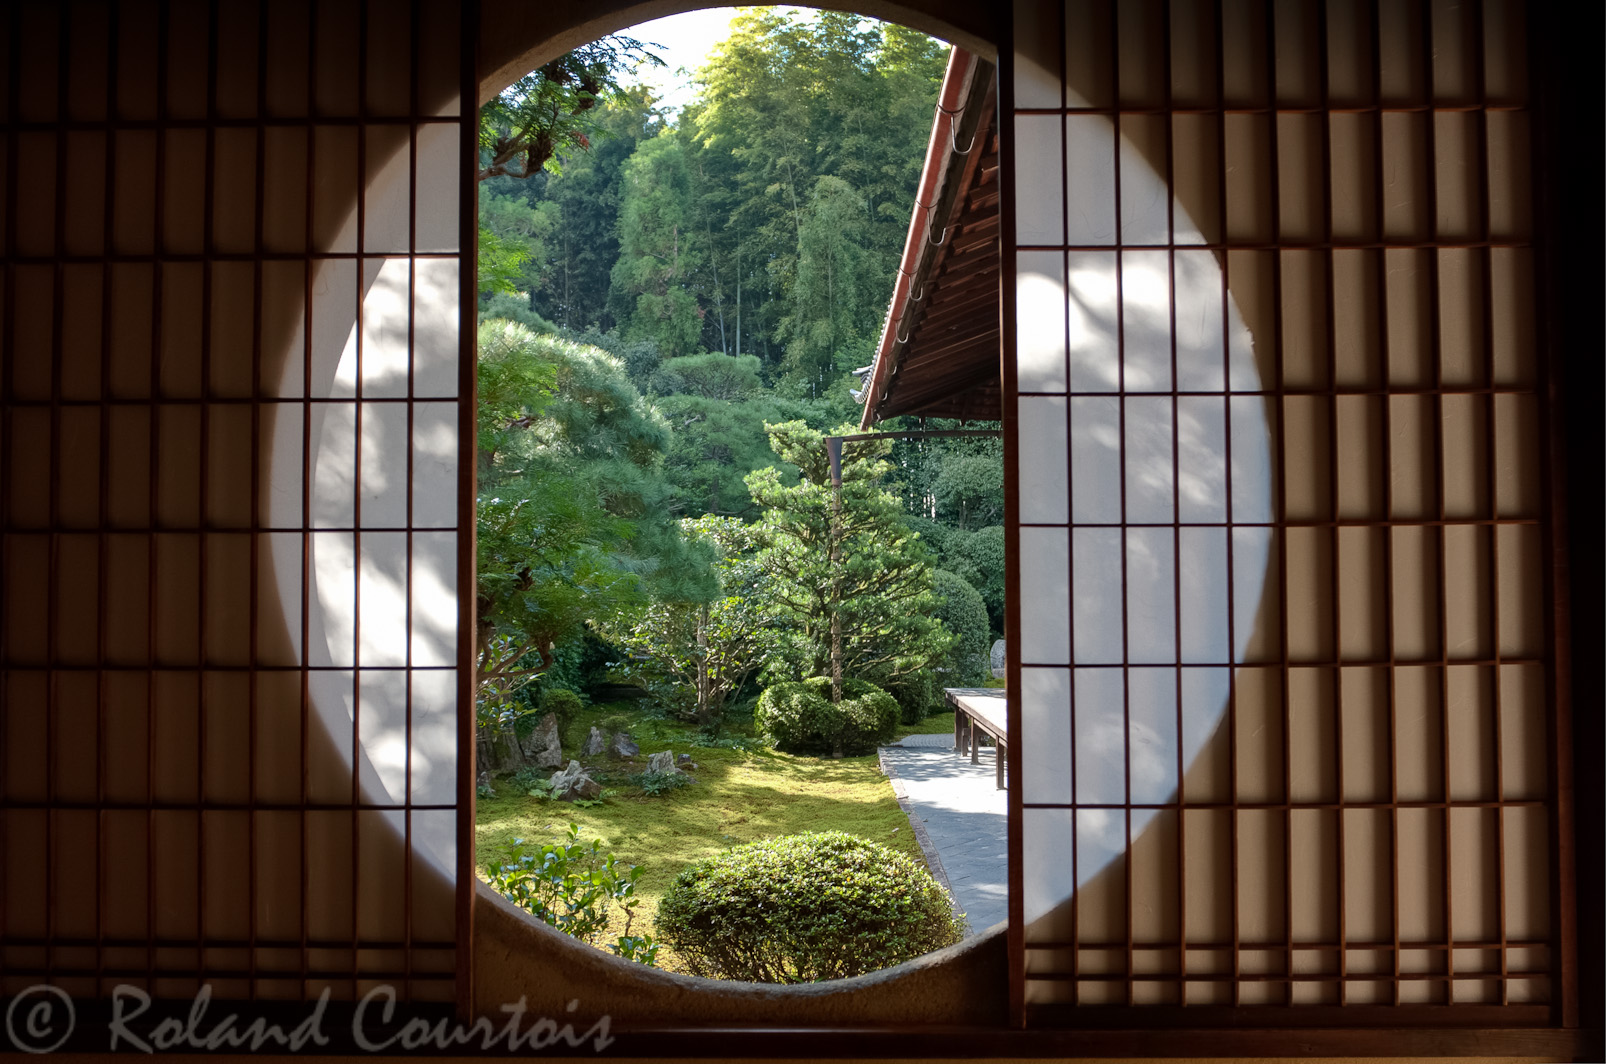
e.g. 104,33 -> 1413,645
944,687 -> 1007,790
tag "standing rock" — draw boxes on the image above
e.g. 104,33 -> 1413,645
582,726 -> 608,757
520,712 -> 563,769
646,750 -> 679,775
990,639 -> 1007,679
610,732 -> 640,758
478,727 -> 523,775
548,760 -> 602,801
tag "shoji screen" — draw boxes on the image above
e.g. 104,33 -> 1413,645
1,0 -> 472,1004
1005,0 -> 1564,1018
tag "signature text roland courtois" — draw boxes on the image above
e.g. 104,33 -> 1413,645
4,983 -> 615,1054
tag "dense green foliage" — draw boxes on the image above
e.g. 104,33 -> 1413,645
468,12 -> 1007,981
746,421 -> 953,693
474,321 -> 717,719
484,824 -> 659,965
602,516 -> 773,730
931,568 -> 991,686
755,677 -> 899,756
482,11 -> 945,379
892,427 -> 1006,633
476,12 -> 1002,766
657,390 -> 827,520
654,831 -> 963,982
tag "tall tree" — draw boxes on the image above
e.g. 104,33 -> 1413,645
685,12 -> 947,373
777,175 -> 872,393
744,421 -> 952,699
475,321 -> 717,718
610,134 -> 707,358
478,183 -> 561,304
534,87 -> 664,330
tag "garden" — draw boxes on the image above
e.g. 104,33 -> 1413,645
471,10 -> 1004,982
475,699 -> 960,976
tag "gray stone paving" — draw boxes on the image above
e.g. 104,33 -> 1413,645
878,739 -> 1008,936
895,731 -> 955,749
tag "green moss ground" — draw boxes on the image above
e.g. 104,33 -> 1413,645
474,702 -> 957,974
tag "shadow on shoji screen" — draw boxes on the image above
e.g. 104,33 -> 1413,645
2,0 -> 467,1002
1009,0 -> 1551,1010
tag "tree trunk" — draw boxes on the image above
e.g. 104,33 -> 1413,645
707,221 -> 727,355
696,603 -> 711,721
830,477 -> 843,707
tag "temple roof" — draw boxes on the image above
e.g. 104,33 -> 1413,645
857,50 -> 999,428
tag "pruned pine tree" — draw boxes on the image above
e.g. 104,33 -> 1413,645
744,421 -> 953,702
475,321 -> 717,725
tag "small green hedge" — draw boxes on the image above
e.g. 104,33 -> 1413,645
538,687 -> 585,736
881,669 -> 942,726
754,677 -> 898,755
654,831 -> 964,982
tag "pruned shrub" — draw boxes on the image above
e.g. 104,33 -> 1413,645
931,568 -> 991,686
596,713 -> 633,735
654,831 -> 963,982
881,668 -> 943,726
754,677 -> 898,755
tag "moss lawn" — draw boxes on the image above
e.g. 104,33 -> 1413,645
475,701 -> 957,974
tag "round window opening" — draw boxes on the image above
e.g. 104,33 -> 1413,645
271,4 -> 1271,985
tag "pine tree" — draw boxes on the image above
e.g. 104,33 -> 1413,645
744,421 -> 952,700
475,322 -> 718,718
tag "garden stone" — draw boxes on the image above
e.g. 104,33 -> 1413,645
647,750 -> 680,775
548,760 -> 601,801
521,711 -> 563,769
610,732 -> 639,758
582,726 -> 608,757
677,753 -> 692,764
990,639 -> 1006,679
478,728 -> 523,775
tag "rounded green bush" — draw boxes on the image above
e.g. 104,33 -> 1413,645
931,568 -> 991,685
754,677 -> 898,755
654,831 -> 964,982
538,687 -> 585,736
882,669 -> 942,726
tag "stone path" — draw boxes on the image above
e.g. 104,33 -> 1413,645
878,737 -> 1008,936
